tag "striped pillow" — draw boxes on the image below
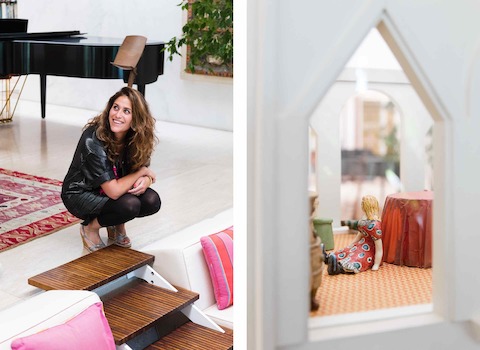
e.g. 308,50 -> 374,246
200,226 -> 234,310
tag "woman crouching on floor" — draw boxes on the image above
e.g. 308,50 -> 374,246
61,87 -> 161,252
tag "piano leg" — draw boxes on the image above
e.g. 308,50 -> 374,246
138,84 -> 145,96
38,76 -> 146,118
40,74 -> 46,119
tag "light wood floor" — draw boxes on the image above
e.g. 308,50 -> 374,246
0,100 -> 233,310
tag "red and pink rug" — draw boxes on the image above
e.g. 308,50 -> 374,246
0,168 -> 80,252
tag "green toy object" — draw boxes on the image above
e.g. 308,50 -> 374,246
313,218 -> 334,250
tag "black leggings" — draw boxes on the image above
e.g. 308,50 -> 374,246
95,188 -> 161,227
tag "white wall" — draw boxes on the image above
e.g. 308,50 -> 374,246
345,28 -> 402,71
17,0 -> 232,131
311,67 -> 433,227
343,29 -> 433,192
248,0 -> 480,349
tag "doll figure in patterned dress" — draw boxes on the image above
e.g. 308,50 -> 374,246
323,195 -> 383,275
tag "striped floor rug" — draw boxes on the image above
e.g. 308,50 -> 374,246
311,233 -> 432,317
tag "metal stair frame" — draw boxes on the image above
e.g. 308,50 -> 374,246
128,264 -> 224,333
95,263 -> 225,337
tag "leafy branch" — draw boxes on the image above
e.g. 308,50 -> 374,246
164,0 -> 233,74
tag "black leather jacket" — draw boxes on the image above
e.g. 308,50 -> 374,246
61,126 -> 117,223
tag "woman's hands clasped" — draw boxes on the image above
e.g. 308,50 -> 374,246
128,168 -> 156,196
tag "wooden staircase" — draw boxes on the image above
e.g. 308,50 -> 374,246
28,245 -> 233,350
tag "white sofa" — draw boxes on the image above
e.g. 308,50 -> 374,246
0,210 -> 233,349
0,290 -> 101,350
142,208 -> 234,329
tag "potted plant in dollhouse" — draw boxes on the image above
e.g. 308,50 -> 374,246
164,0 -> 233,77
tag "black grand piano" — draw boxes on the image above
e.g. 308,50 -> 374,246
0,20 -> 164,119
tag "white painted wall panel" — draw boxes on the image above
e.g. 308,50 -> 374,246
16,0 -> 232,131
248,0 -> 480,349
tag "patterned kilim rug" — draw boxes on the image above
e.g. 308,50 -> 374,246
311,232 -> 433,317
0,168 -> 80,252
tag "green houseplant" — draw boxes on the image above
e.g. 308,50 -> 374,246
164,0 -> 233,77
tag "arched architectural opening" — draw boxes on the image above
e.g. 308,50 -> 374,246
247,2 -> 458,346
308,27 -> 436,323
339,90 -> 402,219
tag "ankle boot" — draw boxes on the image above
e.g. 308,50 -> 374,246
327,254 -> 347,275
327,255 -> 339,275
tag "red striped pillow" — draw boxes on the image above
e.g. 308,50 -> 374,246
200,226 -> 234,310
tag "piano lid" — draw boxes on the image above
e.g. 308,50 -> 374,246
0,30 -> 82,40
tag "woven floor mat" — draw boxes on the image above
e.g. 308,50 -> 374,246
311,232 -> 432,317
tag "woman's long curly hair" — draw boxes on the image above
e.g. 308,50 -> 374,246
84,87 -> 158,171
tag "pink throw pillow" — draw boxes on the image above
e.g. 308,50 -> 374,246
11,302 -> 116,350
200,226 -> 234,310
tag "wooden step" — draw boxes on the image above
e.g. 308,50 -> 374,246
28,245 -> 154,291
102,278 -> 199,345
145,321 -> 233,350
26,245 -> 233,348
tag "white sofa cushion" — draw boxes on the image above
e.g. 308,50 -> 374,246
142,209 -> 233,327
204,303 -> 234,329
0,290 -> 101,350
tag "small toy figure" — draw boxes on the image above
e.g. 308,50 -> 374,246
323,195 -> 383,274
